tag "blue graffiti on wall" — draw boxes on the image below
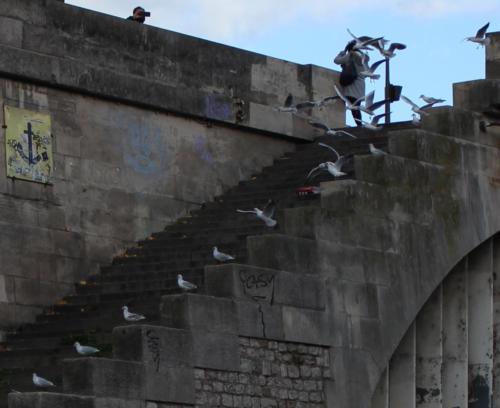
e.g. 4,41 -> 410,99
204,94 -> 232,121
193,135 -> 214,165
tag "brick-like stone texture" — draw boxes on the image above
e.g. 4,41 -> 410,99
194,337 -> 330,408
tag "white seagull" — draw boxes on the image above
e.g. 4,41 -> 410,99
355,113 -> 388,130
122,306 -> 146,322
374,40 -> 407,58
347,29 -> 384,51
307,144 -> 350,179
237,200 -> 277,227
401,95 -> 433,116
308,120 -> 357,138
359,91 -> 387,116
412,114 -> 421,126
369,143 -> 387,157
419,95 -> 445,105
177,274 -> 197,291
334,85 -> 369,112
213,246 -> 235,262
33,373 -> 55,388
74,342 -> 100,356
360,55 -> 386,80
465,22 -> 490,47
274,93 -> 318,113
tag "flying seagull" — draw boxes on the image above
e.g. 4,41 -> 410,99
401,95 -> 434,116
373,40 -> 407,58
347,29 -> 384,51
360,55 -> 386,80
412,114 -> 421,126
355,113 -> 388,130
122,306 -> 146,322
308,120 -> 357,138
177,274 -> 197,291
465,22 -> 490,46
334,85 -> 369,112
369,143 -> 387,156
213,246 -> 235,262
359,91 -> 388,116
274,93 -> 318,113
419,95 -> 445,105
237,199 -> 277,227
306,143 -> 351,179
33,373 -> 55,388
74,342 -> 100,356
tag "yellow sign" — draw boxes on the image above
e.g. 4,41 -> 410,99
4,106 -> 53,183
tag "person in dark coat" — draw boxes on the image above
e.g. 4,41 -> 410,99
127,6 -> 149,23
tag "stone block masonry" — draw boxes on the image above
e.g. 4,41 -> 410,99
194,337 -> 330,408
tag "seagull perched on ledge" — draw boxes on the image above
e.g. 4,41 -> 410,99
420,95 -> 445,105
177,274 -> 197,291
369,143 -> 387,156
122,306 -> 146,322
33,373 -> 55,388
213,246 -> 235,263
74,342 -> 100,356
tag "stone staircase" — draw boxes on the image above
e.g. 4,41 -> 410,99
0,123 -> 413,406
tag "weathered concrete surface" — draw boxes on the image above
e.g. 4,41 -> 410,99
486,32 -> 500,79
245,106 -> 500,408
0,0 -> 343,140
0,77 -> 295,328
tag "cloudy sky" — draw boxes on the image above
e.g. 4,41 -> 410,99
65,0 -> 498,124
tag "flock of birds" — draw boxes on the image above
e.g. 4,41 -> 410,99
271,22 -> 495,182
24,22 -> 495,393
274,22 -> 492,133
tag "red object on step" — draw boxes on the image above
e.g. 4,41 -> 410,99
296,186 -> 321,198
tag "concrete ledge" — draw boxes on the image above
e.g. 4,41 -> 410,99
63,358 -> 145,399
236,299 -> 284,340
204,263 -> 326,310
282,306 -> 331,345
160,293 -> 238,334
486,32 -> 500,79
113,325 -> 193,368
8,392 -> 94,408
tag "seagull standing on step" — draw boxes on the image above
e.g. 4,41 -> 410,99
74,342 -> 100,356
369,143 -> 387,156
213,246 -> 235,262
177,274 -> 197,291
33,373 -> 55,388
308,120 -> 357,138
401,95 -> 433,116
122,306 -> 146,322
465,22 -> 490,47
237,199 -> 277,227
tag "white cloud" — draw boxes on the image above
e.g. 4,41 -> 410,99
66,0 -> 499,41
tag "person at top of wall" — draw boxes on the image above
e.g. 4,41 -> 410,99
127,6 -> 151,24
334,40 -> 367,126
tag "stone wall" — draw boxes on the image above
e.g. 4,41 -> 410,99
0,0 -> 344,328
0,77 -> 295,328
194,337 -> 330,408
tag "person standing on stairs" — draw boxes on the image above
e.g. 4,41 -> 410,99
334,40 -> 367,126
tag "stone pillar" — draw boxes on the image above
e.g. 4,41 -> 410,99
468,241 -> 494,408
442,261 -> 468,408
416,288 -> 443,408
371,369 -> 389,408
492,236 -> 500,407
389,323 -> 416,408
486,32 -> 500,79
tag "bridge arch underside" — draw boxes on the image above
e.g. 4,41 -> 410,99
371,233 -> 500,408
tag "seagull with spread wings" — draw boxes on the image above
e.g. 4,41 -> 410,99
360,55 -> 386,80
401,95 -> 434,116
355,113 -> 388,130
347,29 -> 384,51
237,199 -> 277,227
373,40 -> 407,58
420,95 -> 445,105
306,144 -> 351,179
465,22 -> 490,47
308,120 -> 357,138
